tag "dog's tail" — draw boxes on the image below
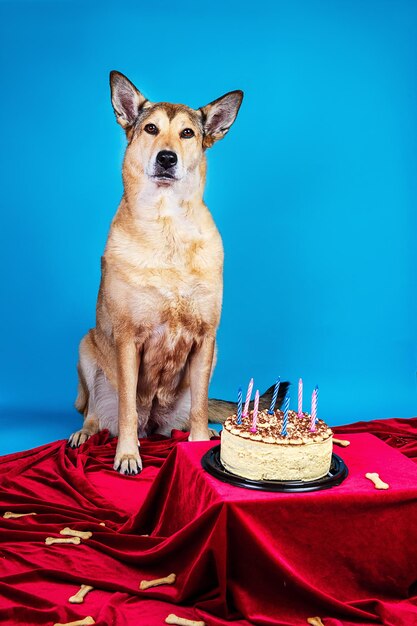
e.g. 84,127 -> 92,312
208,381 -> 290,424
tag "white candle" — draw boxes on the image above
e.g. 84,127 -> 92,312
250,389 -> 259,432
298,378 -> 303,417
242,378 -> 253,417
310,390 -> 317,431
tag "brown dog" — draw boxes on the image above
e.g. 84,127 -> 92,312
68,71 -> 244,473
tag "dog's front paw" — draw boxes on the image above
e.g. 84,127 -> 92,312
68,430 -> 92,448
113,445 -> 142,475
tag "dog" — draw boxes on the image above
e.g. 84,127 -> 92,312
68,71 -> 288,474
68,71 -> 244,474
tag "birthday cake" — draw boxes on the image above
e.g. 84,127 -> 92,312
220,409 -> 333,482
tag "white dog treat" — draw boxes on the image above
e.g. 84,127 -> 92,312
307,618 -> 325,626
365,472 -> 389,490
332,438 -> 350,447
3,511 -> 37,519
165,615 -> 205,626
99,522 -> 106,526
53,617 -> 95,626
139,573 -> 176,590
60,527 -> 92,540
45,536 -> 81,545
68,585 -> 94,604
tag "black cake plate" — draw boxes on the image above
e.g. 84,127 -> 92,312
201,445 -> 348,493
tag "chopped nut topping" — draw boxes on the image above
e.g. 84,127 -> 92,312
224,409 -> 332,445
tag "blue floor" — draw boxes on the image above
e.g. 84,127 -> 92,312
0,408 -> 75,456
0,408 -> 221,456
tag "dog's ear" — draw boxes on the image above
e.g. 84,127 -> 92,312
110,71 -> 147,130
199,90 -> 243,148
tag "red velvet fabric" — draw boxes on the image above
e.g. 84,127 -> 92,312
1,418 -> 417,625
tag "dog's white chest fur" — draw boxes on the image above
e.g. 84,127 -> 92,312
103,196 -> 223,332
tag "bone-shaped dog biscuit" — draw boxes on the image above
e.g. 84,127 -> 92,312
68,584 -> 94,604
60,527 -> 92,540
165,615 -> 205,626
332,438 -> 350,447
365,472 -> 389,490
3,511 -> 37,518
140,573 -> 176,590
307,618 -> 325,626
45,536 -> 81,545
53,617 -> 95,626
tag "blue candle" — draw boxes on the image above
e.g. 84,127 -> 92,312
281,395 -> 290,436
268,378 -> 281,414
237,387 -> 242,425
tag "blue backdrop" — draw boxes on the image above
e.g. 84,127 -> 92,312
1,0 -> 416,451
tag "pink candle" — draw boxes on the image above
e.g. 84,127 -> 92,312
250,389 -> 260,432
298,378 -> 303,417
242,378 -> 253,417
310,390 -> 317,431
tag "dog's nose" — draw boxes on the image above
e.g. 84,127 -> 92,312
156,150 -> 178,170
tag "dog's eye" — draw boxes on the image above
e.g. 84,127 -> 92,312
180,128 -> 195,139
144,123 -> 158,135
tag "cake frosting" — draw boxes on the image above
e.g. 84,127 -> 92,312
220,409 -> 333,481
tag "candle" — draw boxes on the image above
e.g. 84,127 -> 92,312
250,389 -> 260,432
314,385 -> 319,423
310,390 -> 317,431
237,387 -> 242,425
242,377 -> 253,417
281,395 -> 290,436
298,378 -> 303,417
268,378 -> 281,414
